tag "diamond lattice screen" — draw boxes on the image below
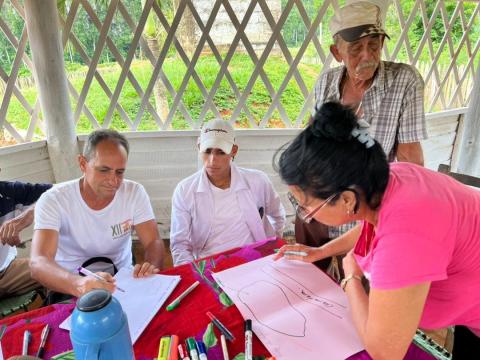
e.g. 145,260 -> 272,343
0,0 -> 479,142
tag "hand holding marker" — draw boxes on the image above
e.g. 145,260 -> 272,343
274,248 -> 308,257
78,266 -> 125,292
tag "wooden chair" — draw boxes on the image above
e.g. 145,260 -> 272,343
438,164 -> 480,188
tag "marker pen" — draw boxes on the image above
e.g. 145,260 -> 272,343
178,344 -> 190,360
196,341 -> 208,360
284,250 -> 308,257
186,338 -> 199,360
169,335 -> 179,360
220,334 -> 229,360
245,319 -> 252,360
22,330 -> 31,356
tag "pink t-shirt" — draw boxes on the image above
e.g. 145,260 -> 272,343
354,163 -> 480,334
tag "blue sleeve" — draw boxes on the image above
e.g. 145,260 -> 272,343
0,181 -> 52,216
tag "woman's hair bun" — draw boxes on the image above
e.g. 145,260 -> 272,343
310,102 -> 357,141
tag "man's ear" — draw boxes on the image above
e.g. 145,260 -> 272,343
78,155 -> 87,173
330,44 -> 343,62
231,144 -> 239,158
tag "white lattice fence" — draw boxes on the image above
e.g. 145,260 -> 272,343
0,0 -> 479,142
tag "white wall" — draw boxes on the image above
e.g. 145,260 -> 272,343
0,109 -> 465,239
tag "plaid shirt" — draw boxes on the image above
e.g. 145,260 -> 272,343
313,61 -> 428,238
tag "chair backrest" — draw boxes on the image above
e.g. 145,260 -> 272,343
0,290 -> 40,319
438,164 -> 480,188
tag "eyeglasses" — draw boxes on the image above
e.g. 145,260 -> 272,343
288,192 -> 339,224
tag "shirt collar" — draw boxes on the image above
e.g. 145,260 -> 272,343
196,163 -> 247,193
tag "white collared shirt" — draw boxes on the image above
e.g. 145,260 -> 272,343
170,163 -> 286,266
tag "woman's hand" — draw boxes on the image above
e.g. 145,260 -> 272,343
273,243 -> 325,263
342,250 -> 363,277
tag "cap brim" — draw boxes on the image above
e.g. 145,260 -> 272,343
199,139 -> 234,154
337,24 -> 389,42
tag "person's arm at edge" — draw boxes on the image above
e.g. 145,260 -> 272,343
346,278 -> 430,358
396,67 -> 426,167
133,219 -> 165,276
170,184 -> 195,266
30,229 -> 116,297
342,250 -> 431,360
274,224 -> 361,262
397,142 -> 424,166
263,175 -> 286,237
0,204 -> 35,246
0,181 -> 52,206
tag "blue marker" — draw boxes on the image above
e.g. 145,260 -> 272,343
196,341 -> 208,360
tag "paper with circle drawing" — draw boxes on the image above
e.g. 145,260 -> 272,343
59,268 -> 180,344
212,255 -> 364,360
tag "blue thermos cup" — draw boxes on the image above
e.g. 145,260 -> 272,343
70,289 -> 134,360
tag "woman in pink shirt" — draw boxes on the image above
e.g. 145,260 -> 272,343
275,102 -> 480,359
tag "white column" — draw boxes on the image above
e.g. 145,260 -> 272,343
24,0 -> 80,182
456,59 -> 480,176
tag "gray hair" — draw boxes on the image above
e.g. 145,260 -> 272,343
83,129 -> 129,160
333,33 -> 341,45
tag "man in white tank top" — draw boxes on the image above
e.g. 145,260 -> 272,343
170,119 -> 286,266
30,130 -> 165,298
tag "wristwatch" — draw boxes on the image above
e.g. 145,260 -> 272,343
340,274 -> 362,291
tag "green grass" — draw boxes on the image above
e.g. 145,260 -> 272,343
4,51 -> 476,138
5,54 -> 321,137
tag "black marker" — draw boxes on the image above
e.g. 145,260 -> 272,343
245,319 -> 252,360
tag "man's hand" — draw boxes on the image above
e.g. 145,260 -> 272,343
133,262 -> 160,278
0,206 -> 34,247
74,272 -> 117,297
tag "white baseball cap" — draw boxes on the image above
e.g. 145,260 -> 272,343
199,119 -> 235,154
330,1 -> 389,42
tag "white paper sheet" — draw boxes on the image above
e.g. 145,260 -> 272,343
213,255 -> 364,360
60,268 -> 180,344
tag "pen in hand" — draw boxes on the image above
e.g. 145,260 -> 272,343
284,250 -> 308,257
274,249 -> 308,257
77,267 -> 125,293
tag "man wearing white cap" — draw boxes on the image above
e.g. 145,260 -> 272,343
296,0 -> 428,258
170,118 -> 286,266
316,0 -> 426,164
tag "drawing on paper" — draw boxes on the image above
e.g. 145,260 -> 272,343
238,280 -> 307,337
213,256 -> 364,360
261,264 -> 347,318
226,262 -> 349,338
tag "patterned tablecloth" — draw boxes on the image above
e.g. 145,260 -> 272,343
0,238 -> 434,360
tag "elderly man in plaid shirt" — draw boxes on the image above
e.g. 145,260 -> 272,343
295,1 -> 427,274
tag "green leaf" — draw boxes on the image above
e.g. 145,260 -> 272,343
219,291 -> 234,307
203,322 -> 218,349
233,353 -> 245,360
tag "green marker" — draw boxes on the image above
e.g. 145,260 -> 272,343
186,337 -> 200,360
166,280 -> 200,311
